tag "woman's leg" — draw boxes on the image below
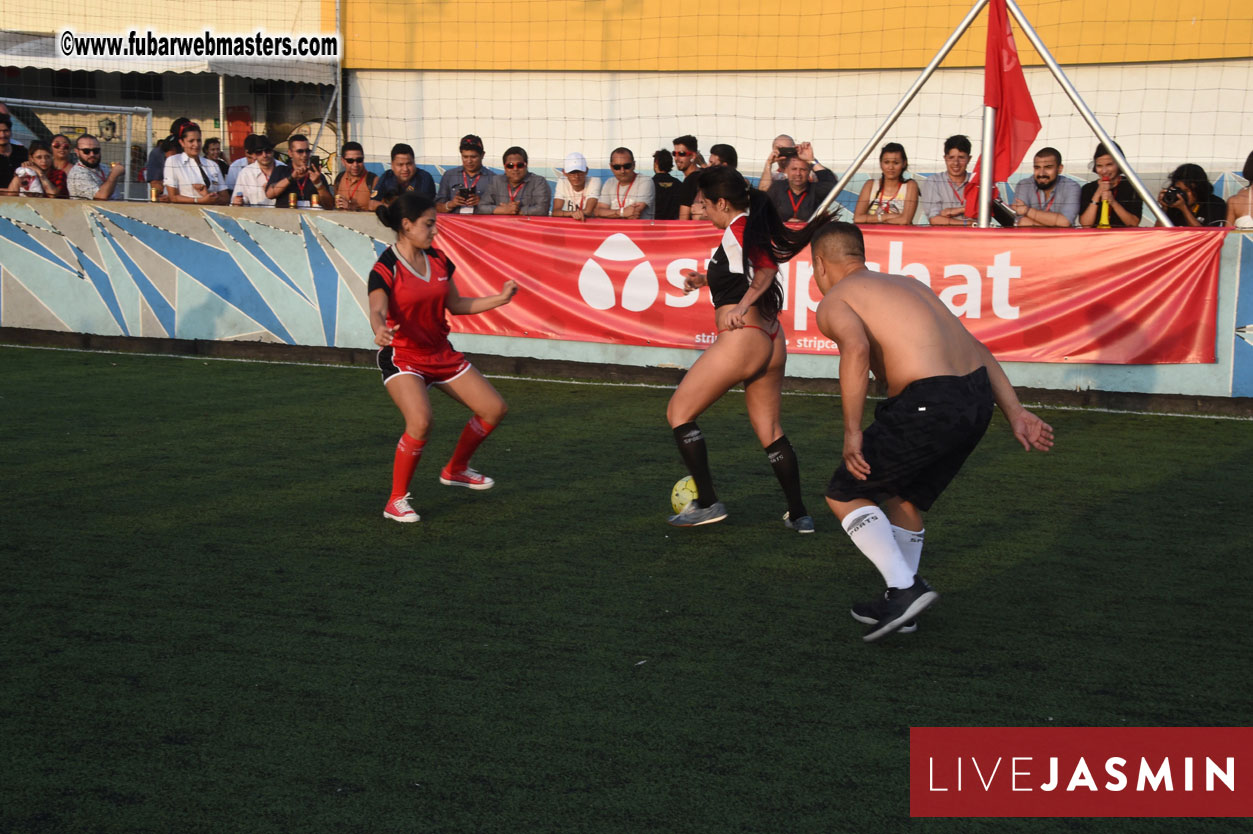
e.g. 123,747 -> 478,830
666,328 -> 773,509
743,330 -> 810,527
382,374 -> 433,518
434,367 -> 507,488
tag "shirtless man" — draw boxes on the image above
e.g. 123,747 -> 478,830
811,223 -> 1054,641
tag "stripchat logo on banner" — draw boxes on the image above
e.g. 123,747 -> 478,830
911,727 -> 1253,818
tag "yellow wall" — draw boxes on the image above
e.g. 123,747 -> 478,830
342,0 -> 1252,71
28,0 -> 335,36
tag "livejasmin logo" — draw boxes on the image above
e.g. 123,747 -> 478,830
927,754 -> 1235,793
578,234 -> 1026,327
910,727 -> 1253,818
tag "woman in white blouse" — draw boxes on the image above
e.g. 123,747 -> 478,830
162,122 -> 228,206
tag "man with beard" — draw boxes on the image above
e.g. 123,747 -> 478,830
1010,147 -> 1081,227
67,134 -> 125,200
0,114 -> 29,188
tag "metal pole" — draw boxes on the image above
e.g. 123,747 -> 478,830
123,114 -> 133,200
810,0 -> 992,220
336,0 -> 344,154
979,105 -> 995,227
311,82 -> 340,170
219,75 -> 226,157
1004,0 -> 1170,225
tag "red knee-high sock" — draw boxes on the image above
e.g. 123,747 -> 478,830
446,416 -> 496,472
391,433 -> 426,499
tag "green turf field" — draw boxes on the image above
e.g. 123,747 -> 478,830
2,345 -> 1251,833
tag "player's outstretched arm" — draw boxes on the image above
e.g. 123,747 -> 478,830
445,279 -> 519,315
977,342 -> 1054,452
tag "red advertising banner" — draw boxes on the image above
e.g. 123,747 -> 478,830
434,218 -> 1225,364
911,726 -> 1253,817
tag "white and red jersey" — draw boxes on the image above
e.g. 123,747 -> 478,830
707,212 -> 778,308
368,245 -> 456,354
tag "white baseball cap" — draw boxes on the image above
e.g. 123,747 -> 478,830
562,152 -> 589,173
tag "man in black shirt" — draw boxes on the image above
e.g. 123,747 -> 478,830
767,156 -> 835,222
652,149 -> 682,220
0,114 -> 30,189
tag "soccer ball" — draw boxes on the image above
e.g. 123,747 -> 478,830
671,476 -> 698,513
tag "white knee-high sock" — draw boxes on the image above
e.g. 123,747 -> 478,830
842,507 -> 915,589
892,525 -> 925,576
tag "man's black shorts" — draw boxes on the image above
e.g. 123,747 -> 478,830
826,367 -> 994,511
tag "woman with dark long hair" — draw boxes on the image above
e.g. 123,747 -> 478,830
1157,162 -> 1226,227
368,191 -> 518,523
853,142 -> 918,225
666,166 -> 834,530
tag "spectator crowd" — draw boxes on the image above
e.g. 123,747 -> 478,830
3,110 -> 1251,229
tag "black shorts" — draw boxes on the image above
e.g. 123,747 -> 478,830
826,367 -> 994,511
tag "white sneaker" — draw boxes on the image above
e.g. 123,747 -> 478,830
383,493 -> 420,523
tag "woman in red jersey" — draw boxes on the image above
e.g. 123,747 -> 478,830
369,191 -> 519,523
666,166 -> 833,531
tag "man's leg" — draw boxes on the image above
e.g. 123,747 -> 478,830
829,495 -> 936,642
882,497 -> 925,576
828,497 -> 914,590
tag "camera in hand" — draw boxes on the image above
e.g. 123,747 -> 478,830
990,198 -> 1018,228
458,187 -> 475,198
1162,186 -> 1182,205
310,155 -> 321,169
778,147 -> 798,158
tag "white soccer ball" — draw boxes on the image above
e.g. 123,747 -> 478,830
671,476 -> 698,514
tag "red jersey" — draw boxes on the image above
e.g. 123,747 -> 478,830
368,245 -> 456,354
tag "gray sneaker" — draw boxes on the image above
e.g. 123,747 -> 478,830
783,512 -> 815,533
668,501 -> 728,527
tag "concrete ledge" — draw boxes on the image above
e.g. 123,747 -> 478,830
6,327 -> 1252,417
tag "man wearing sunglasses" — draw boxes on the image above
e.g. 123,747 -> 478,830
266,134 -> 334,208
595,148 -> 655,220
478,146 -> 551,215
332,141 -> 376,211
673,134 -> 705,221
231,137 -> 278,206
67,134 -> 125,200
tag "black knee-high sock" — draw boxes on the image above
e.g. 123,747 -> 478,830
765,435 -> 807,519
673,422 -> 718,507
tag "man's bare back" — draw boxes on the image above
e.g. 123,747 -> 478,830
817,267 -> 985,396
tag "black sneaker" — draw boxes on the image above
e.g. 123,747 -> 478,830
862,577 -> 937,642
850,599 -> 917,634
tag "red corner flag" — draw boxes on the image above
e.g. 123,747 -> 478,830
965,0 -> 1042,218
